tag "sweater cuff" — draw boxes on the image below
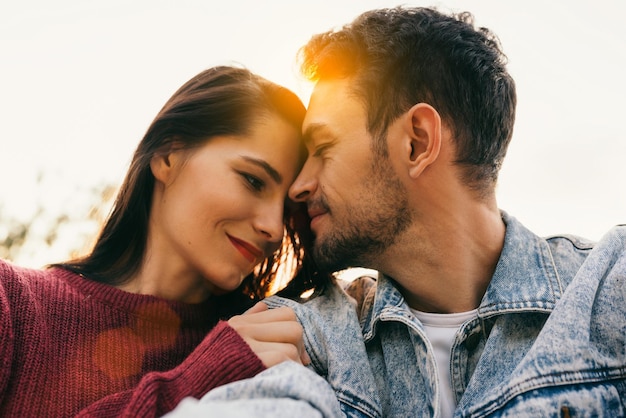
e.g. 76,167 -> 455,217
175,320 -> 266,398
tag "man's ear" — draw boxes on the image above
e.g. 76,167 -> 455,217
403,103 -> 442,179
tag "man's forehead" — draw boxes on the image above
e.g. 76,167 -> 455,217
303,79 -> 365,134
307,79 -> 353,108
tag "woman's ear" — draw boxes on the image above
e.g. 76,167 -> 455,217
404,103 -> 442,179
150,144 -> 181,185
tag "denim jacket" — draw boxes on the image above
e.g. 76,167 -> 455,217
168,213 -> 626,417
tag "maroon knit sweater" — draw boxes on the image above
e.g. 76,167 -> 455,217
0,259 -> 265,417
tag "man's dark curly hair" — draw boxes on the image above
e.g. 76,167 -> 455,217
299,7 -> 517,197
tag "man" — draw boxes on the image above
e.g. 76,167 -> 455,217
168,6 -> 626,417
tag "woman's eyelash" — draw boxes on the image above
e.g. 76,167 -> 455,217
242,173 -> 265,191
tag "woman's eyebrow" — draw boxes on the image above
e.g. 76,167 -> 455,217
240,156 -> 282,184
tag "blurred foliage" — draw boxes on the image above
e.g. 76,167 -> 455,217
0,182 -> 117,267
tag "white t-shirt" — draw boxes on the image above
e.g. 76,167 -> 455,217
411,309 -> 478,418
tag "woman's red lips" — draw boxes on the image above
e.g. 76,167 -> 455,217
227,235 -> 263,263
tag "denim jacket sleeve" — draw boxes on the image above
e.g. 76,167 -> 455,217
162,361 -> 344,418
163,281 -> 377,418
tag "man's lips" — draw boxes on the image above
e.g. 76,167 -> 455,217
307,207 -> 328,230
227,235 -> 263,263
307,207 -> 328,220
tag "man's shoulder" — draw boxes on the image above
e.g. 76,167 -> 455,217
542,232 -> 596,288
342,275 -> 376,297
265,271 -> 379,338
341,273 -> 377,316
544,233 -> 595,252
267,277 -> 360,316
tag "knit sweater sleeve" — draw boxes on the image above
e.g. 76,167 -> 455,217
0,263 -> 15,404
76,320 -> 266,418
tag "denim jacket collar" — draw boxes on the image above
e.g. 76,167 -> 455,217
479,211 -> 564,317
362,211 -> 563,341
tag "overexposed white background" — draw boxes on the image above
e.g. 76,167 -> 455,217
1,0 -> 625,267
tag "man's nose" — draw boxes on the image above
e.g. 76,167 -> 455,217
289,160 -> 317,202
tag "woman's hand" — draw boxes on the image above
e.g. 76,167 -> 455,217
228,302 -> 310,368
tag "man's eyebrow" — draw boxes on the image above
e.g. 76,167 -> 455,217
241,156 -> 282,184
302,123 -> 335,146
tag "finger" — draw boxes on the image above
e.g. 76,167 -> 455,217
251,342 -> 302,368
231,306 -> 297,325
300,347 -> 311,366
235,320 -> 304,345
238,319 -> 310,365
243,301 -> 268,315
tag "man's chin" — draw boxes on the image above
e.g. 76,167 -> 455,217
313,246 -> 356,275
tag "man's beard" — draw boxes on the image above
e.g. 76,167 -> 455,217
313,153 -> 412,274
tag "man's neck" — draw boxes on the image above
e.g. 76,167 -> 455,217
374,204 -> 505,313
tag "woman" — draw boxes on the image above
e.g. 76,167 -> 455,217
0,66 -> 321,417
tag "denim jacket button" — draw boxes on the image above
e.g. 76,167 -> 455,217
464,332 -> 481,350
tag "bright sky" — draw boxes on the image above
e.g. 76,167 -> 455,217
1,0 -> 625,267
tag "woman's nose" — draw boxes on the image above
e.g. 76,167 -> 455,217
254,201 -> 285,243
